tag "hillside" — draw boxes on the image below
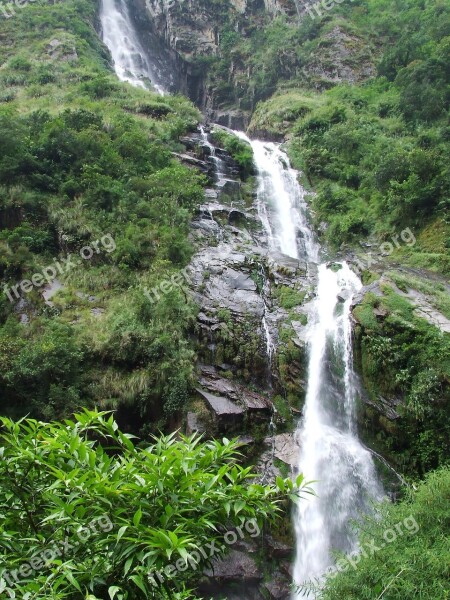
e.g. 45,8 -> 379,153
0,0 -> 448,598
0,0 -> 203,429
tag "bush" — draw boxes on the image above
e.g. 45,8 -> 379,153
0,410 -> 311,599
321,467 -> 450,600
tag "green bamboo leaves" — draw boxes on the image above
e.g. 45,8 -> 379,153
0,409 -> 313,599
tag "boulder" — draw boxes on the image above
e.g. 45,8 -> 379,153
265,535 -> 293,560
198,366 -> 273,423
261,577 -> 292,599
195,388 -> 244,432
186,412 -> 206,435
204,550 -> 262,583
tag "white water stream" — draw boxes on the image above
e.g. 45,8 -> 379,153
99,0 -> 165,93
234,137 -> 383,596
199,126 -> 229,186
98,4 -> 383,596
292,263 -> 383,596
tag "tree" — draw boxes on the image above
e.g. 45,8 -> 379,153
0,410 -> 312,599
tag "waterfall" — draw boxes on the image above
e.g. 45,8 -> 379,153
97,3 -> 383,594
292,264 -> 383,597
234,133 -> 319,263
99,0 -> 166,94
241,140 -> 383,596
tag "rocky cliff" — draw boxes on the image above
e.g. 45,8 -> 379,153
172,126 -> 309,599
128,0 -> 376,128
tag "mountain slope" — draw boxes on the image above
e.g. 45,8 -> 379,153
0,0 -> 203,427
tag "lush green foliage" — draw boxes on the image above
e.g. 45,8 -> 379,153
210,128 -> 255,179
244,0 -> 450,272
0,411 -> 312,599
0,0 -> 203,429
354,283 -> 450,475
321,466 -> 450,599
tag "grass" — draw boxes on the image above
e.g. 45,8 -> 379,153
389,271 -> 450,320
273,286 -> 306,310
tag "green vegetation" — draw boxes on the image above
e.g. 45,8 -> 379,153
389,271 -> 450,319
250,91 -> 321,138
0,0 -> 447,597
354,284 -> 450,475
0,0 -> 204,430
244,0 -> 449,273
210,128 -> 255,179
321,466 -> 450,599
273,285 -> 306,310
0,410 -> 312,599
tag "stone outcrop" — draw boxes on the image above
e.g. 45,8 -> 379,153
195,387 -> 245,433
175,129 -> 313,432
300,25 -> 376,90
199,548 -> 292,600
176,128 -> 307,598
199,365 -> 273,420
127,0 -> 376,126
198,550 -> 262,599
230,0 -> 299,16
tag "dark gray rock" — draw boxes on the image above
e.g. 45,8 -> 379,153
186,412 -> 206,435
204,550 -> 262,583
337,289 -> 351,303
265,535 -> 293,560
195,388 -> 245,432
197,366 -> 273,425
261,577 -> 292,599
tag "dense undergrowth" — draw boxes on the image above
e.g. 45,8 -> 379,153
353,282 -> 450,475
0,410 -> 309,599
0,0 -> 203,431
321,466 -> 450,599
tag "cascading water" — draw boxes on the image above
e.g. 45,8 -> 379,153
240,139 -> 383,596
292,264 -> 383,597
97,4 -> 382,595
200,127 -> 228,186
99,0 -> 166,94
234,133 -> 319,263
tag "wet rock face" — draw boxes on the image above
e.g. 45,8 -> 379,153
199,547 -> 293,599
301,25 -> 376,90
182,128 -> 312,427
195,387 -> 245,433
231,0 -> 299,16
196,365 -> 273,433
178,129 -> 308,598
199,548 -> 292,600
142,0 -> 219,59
129,0 -> 298,122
